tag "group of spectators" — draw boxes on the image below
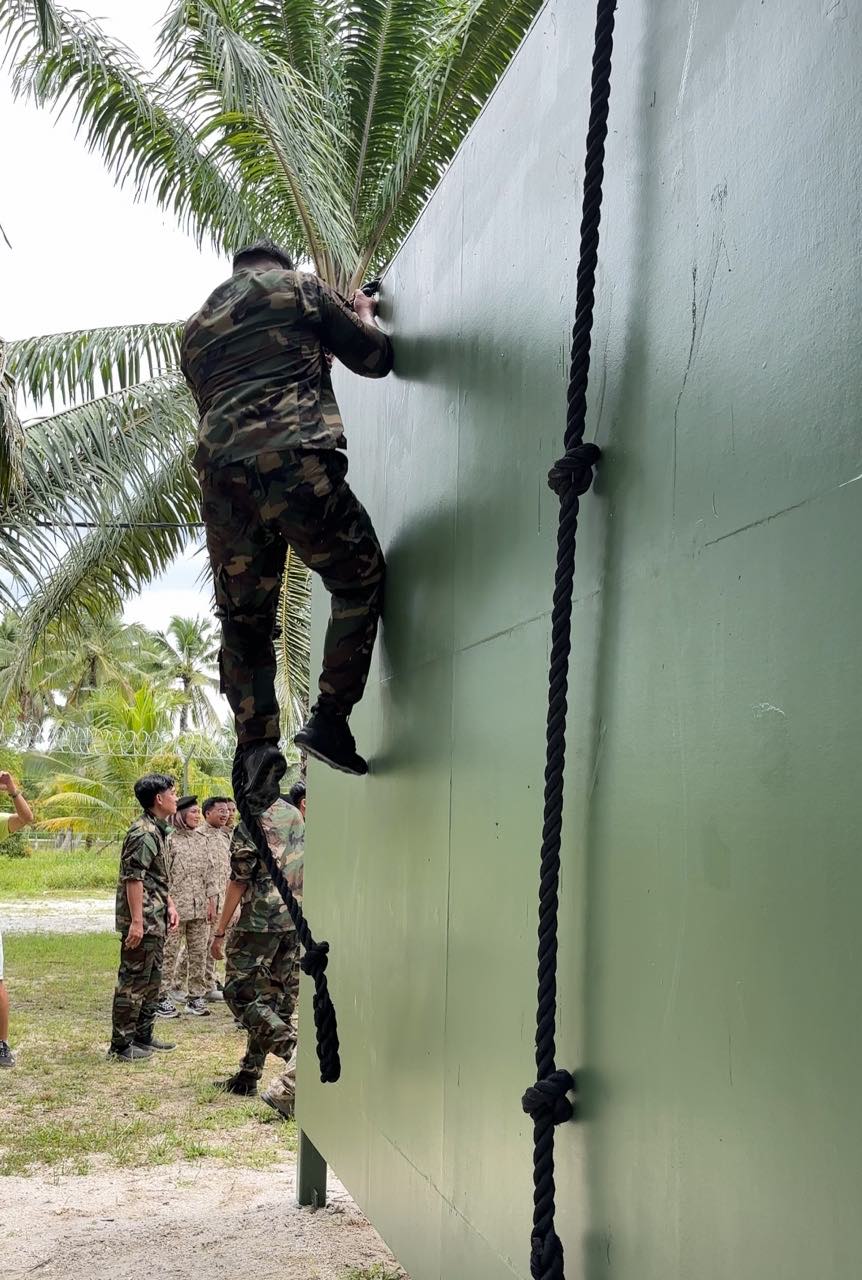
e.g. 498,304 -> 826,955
110,769 -> 306,1120
1,766 -> 307,1122
154,794 -> 235,1020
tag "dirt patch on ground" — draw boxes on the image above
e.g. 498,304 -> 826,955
4,1159 -> 406,1279
0,896 -> 114,934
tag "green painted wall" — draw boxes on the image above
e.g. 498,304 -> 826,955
298,1 -> 862,1276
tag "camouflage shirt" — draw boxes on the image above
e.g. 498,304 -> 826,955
181,266 -> 394,469
229,799 -> 304,933
199,822 -> 232,908
165,825 -> 215,921
115,813 -> 171,937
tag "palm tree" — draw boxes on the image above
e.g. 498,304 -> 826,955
36,681 -> 179,840
0,608 -> 160,715
148,614 -> 219,732
0,0 -> 541,706
35,680 -> 232,839
50,613 -> 162,707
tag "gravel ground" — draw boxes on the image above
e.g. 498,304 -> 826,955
0,897 -> 114,934
3,1159 -> 407,1279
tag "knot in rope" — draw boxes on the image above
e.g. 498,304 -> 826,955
300,940 -> 330,978
547,443 -> 601,497
530,1229 -> 567,1280
522,1069 -> 576,1126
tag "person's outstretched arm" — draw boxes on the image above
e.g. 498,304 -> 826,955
307,278 -> 394,379
0,773 -> 33,832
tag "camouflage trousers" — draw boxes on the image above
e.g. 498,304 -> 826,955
224,928 -> 300,1080
160,917 -> 209,999
199,449 -> 385,746
110,934 -> 164,1052
263,958 -> 300,1111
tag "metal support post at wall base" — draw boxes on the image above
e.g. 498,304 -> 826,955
296,1129 -> 328,1208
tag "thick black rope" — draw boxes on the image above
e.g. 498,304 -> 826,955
520,3 -> 617,1278
231,750 -> 341,1083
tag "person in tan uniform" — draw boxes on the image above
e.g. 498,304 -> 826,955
199,797 -> 232,1000
156,795 -> 216,1019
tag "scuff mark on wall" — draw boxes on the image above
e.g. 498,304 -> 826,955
676,0 -> 700,115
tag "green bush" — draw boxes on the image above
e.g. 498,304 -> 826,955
0,828 -> 32,859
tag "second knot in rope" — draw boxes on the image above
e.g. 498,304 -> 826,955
530,1228 -> 567,1280
301,940 -> 330,978
547,443 -> 601,497
521,1069 -> 576,1126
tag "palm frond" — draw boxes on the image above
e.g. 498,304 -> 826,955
161,0 -> 358,280
7,322 -> 183,408
0,1 -> 264,252
33,0 -> 58,46
1,448 -> 201,699
11,374 -> 194,525
275,543 -> 311,741
0,375 -> 195,602
340,0 -> 435,219
357,0 -> 542,283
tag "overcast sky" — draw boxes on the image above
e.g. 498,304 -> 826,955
1,0 -> 227,639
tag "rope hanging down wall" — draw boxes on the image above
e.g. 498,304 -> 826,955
231,751 -> 341,1084
520,2 -> 617,1278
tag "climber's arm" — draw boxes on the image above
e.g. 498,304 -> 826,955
314,280 -> 393,379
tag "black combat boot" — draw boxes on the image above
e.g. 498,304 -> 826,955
214,1070 -> 258,1096
241,741 -> 288,813
134,1036 -> 177,1052
294,706 -> 367,776
107,1043 -> 152,1062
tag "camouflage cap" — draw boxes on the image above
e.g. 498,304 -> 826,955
233,239 -> 294,271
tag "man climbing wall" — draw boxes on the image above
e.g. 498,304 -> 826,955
181,240 -> 394,801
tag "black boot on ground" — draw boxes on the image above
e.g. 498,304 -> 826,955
242,741 -> 288,813
294,706 -> 367,776
107,1044 -> 152,1062
135,1036 -> 176,1052
214,1071 -> 258,1096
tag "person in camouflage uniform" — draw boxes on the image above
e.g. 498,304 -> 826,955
181,239 -> 393,790
259,779 -> 306,1119
209,795 -> 305,1096
199,796 -> 232,999
109,774 -> 180,1062
156,795 -> 215,1019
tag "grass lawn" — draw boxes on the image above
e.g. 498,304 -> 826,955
0,847 -> 118,897
0,930 -> 296,1176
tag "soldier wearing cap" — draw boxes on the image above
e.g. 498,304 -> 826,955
180,239 -> 393,796
156,794 -> 216,1020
